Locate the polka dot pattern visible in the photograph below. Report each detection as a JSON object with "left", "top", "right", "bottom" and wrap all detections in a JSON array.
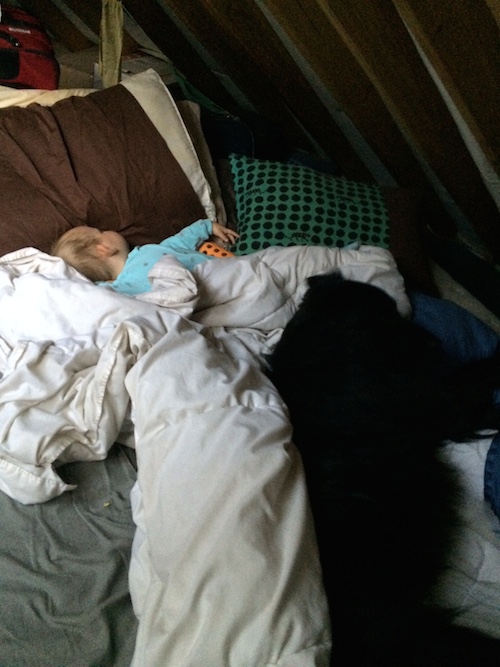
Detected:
[
  {"left": 198, "top": 241, "right": 234, "bottom": 258},
  {"left": 228, "top": 154, "right": 390, "bottom": 255}
]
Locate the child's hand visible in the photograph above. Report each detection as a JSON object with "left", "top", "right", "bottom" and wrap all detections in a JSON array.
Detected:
[{"left": 212, "top": 222, "right": 240, "bottom": 245}]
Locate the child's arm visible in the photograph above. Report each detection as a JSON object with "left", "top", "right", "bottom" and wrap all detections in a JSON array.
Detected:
[
  {"left": 160, "top": 219, "right": 213, "bottom": 252},
  {"left": 159, "top": 219, "right": 239, "bottom": 253}
]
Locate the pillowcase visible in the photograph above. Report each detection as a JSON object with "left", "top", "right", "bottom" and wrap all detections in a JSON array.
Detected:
[
  {"left": 0, "top": 69, "right": 220, "bottom": 257},
  {"left": 0, "top": 85, "right": 92, "bottom": 108},
  {"left": 229, "top": 152, "right": 389, "bottom": 251},
  {"left": 176, "top": 99, "right": 227, "bottom": 226},
  {"left": 121, "top": 70, "right": 217, "bottom": 222},
  {"left": 0, "top": 71, "right": 222, "bottom": 223},
  {"left": 228, "top": 153, "right": 436, "bottom": 294}
]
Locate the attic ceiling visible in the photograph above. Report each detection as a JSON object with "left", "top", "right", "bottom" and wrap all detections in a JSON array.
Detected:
[{"left": 6, "top": 1, "right": 500, "bottom": 278}]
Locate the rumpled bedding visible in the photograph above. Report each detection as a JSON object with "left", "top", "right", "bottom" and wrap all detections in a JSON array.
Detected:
[
  {"left": 0, "top": 444, "right": 138, "bottom": 667},
  {"left": 0, "top": 242, "right": 406, "bottom": 666},
  {"left": 0, "top": 242, "right": 409, "bottom": 505},
  {"left": 435, "top": 439, "right": 500, "bottom": 640},
  {"left": 126, "top": 313, "right": 332, "bottom": 666},
  {"left": 1, "top": 243, "right": 498, "bottom": 665}
]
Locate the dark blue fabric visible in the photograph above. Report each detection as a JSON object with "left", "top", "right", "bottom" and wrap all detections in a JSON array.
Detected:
[
  {"left": 409, "top": 291, "right": 499, "bottom": 365},
  {"left": 485, "top": 434, "right": 500, "bottom": 520},
  {"left": 409, "top": 291, "right": 500, "bottom": 520}
]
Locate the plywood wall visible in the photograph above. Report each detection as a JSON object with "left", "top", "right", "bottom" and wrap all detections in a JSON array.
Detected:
[{"left": 20, "top": 0, "right": 500, "bottom": 266}]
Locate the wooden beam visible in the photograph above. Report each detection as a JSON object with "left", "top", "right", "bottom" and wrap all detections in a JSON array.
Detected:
[
  {"left": 123, "top": 0, "right": 238, "bottom": 112},
  {"left": 18, "top": 0, "right": 93, "bottom": 51},
  {"left": 264, "top": 0, "right": 500, "bottom": 253},
  {"left": 262, "top": 0, "right": 457, "bottom": 235},
  {"left": 327, "top": 0, "right": 500, "bottom": 245},
  {"left": 151, "top": 0, "right": 370, "bottom": 177},
  {"left": 393, "top": 0, "right": 500, "bottom": 176},
  {"left": 57, "top": 0, "right": 102, "bottom": 38}
]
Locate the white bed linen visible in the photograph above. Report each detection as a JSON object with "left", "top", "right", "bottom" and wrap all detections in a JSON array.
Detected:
[
  {"left": 0, "top": 244, "right": 499, "bottom": 664},
  {"left": 0, "top": 243, "right": 408, "bottom": 505},
  {"left": 126, "top": 315, "right": 332, "bottom": 666},
  {"left": 435, "top": 439, "right": 500, "bottom": 640},
  {"left": 0, "top": 243, "right": 406, "bottom": 664}
]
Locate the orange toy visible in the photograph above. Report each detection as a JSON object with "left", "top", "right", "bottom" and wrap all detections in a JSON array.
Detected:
[{"left": 198, "top": 241, "right": 235, "bottom": 258}]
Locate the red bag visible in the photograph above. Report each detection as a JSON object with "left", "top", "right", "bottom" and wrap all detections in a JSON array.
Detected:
[{"left": 0, "top": 4, "right": 59, "bottom": 89}]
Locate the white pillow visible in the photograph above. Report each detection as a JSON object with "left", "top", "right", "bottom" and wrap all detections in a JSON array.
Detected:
[{"left": 0, "top": 85, "right": 92, "bottom": 107}]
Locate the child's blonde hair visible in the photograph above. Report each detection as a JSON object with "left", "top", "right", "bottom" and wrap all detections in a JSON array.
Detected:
[{"left": 51, "top": 227, "right": 114, "bottom": 282}]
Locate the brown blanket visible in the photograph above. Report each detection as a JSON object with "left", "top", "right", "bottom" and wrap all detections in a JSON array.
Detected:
[{"left": 0, "top": 84, "right": 205, "bottom": 257}]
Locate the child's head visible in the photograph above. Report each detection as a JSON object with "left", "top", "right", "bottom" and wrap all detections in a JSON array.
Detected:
[{"left": 52, "top": 226, "right": 129, "bottom": 282}]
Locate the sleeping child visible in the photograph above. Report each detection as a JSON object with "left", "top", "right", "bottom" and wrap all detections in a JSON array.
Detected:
[{"left": 51, "top": 219, "right": 239, "bottom": 296}]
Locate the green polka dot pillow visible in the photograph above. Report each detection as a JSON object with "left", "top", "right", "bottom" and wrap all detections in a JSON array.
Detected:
[{"left": 228, "top": 153, "right": 390, "bottom": 255}]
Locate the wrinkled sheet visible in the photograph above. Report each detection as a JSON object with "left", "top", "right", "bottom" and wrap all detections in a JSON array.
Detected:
[
  {"left": 0, "top": 243, "right": 409, "bottom": 504},
  {"left": 435, "top": 439, "right": 500, "bottom": 640},
  {"left": 0, "top": 244, "right": 499, "bottom": 665},
  {"left": 0, "top": 243, "right": 406, "bottom": 665},
  {"left": 0, "top": 243, "right": 408, "bottom": 665},
  {"left": 0, "top": 444, "right": 138, "bottom": 667}
]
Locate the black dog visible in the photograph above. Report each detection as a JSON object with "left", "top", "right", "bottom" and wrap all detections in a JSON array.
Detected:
[{"left": 266, "top": 272, "right": 500, "bottom": 667}]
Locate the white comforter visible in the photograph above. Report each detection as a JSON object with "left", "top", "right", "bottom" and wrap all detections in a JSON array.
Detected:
[
  {"left": 0, "top": 243, "right": 410, "bottom": 665},
  {"left": 0, "top": 243, "right": 409, "bottom": 505}
]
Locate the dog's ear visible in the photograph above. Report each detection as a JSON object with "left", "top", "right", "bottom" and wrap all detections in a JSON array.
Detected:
[
  {"left": 307, "top": 272, "right": 343, "bottom": 289},
  {"left": 303, "top": 272, "right": 346, "bottom": 311}
]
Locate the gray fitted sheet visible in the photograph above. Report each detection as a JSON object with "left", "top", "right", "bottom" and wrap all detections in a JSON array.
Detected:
[{"left": 0, "top": 444, "right": 138, "bottom": 667}]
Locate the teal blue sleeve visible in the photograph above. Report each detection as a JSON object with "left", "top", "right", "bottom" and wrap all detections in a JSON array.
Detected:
[{"left": 160, "top": 219, "right": 212, "bottom": 252}]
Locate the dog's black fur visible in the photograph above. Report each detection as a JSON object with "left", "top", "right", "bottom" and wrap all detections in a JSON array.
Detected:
[{"left": 266, "top": 273, "right": 500, "bottom": 667}]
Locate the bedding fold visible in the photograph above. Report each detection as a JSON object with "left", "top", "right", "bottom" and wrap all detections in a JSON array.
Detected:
[
  {"left": 0, "top": 243, "right": 408, "bottom": 505},
  {"left": 126, "top": 315, "right": 332, "bottom": 666},
  {"left": 0, "top": 243, "right": 499, "bottom": 665}
]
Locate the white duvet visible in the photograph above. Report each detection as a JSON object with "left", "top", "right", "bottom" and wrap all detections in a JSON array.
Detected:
[
  {"left": 0, "top": 244, "right": 409, "bottom": 665},
  {"left": 1, "top": 243, "right": 499, "bottom": 665},
  {"left": 0, "top": 243, "right": 409, "bottom": 505}
]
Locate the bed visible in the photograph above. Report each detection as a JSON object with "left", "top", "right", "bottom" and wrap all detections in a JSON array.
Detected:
[{"left": 0, "top": 68, "right": 499, "bottom": 667}]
